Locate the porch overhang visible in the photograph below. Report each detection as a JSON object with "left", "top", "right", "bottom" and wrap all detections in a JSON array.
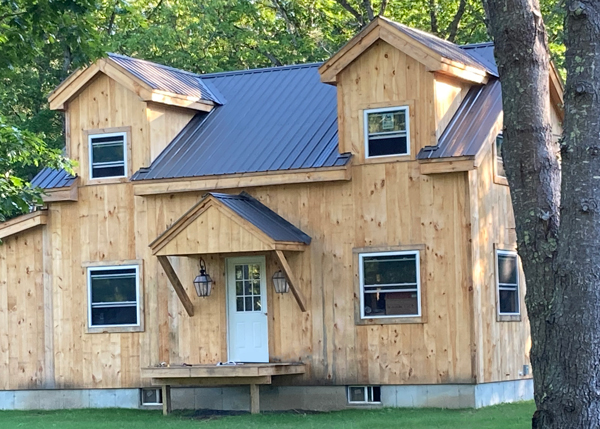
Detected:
[{"left": 149, "top": 192, "right": 311, "bottom": 315}]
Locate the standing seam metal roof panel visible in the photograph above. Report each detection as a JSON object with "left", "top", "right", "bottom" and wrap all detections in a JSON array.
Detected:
[
  {"left": 30, "top": 167, "right": 77, "bottom": 189},
  {"left": 131, "top": 63, "right": 348, "bottom": 181},
  {"left": 210, "top": 192, "right": 311, "bottom": 244}
]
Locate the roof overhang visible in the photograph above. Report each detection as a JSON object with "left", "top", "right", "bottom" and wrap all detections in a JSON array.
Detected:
[
  {"left": 319, "top": 17, "right": 489, "bottom": 85},
  {"left": 41, "top": 177, "right": 80, "bottom": 203},
  {"left": 48, "top": 58, "right": 215, "bottom": 112},
  {"left": 0, "top": 211, "right": 47, "bottom": 240}
]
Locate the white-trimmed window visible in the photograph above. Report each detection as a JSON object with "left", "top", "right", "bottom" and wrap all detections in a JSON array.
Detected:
[
  {"left": 87, "top": 265, "right": 140, "bottom": 328},
  {"left": 364, "top": 106, "right": 410, "bottom": 158},
  {"left": 359, "top": 251, "right": 421, "bottom": 319},
  {"left": 348, "top": 386, "right": 381, "bottom": 404},
  {"left": 495, "top": 133, "right": 506, "bottom": 178},
  {"left": 89, "top": 132, "right": 127, "bottom": 179},
  {"left": 140, "top": 388, "right": 162, "bottom": 406},
  {"left": 496, "top": 250, "right": 520, "bottom": 315}
]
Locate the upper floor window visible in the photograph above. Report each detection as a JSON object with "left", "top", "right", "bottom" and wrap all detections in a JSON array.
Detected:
[
  {"left": 359, "top": 250, "right": 421, "bottom": 319},
  {"left": 89, "top": 132, "right": 127, "bottom": 179},
  {"left": 88, "top": 265, "right": 140, "bottom": 328},
  {"left": 496, "top": 250, "right": 520, "bottom": 316},
  {"left": 495, "top": 133, "right": 506, "bottom": 178},
  {"left": 364, "top": 106, "right": 410, "bottom": 158}
]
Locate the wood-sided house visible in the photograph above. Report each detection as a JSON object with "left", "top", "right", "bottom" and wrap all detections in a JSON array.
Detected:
[{"left": 0, "top": 17, "right": 563, "bottom": 412}]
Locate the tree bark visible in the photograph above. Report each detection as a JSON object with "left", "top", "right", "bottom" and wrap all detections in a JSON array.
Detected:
[{"left": 483, "top": 0, "right": 600, "bottom": 427}]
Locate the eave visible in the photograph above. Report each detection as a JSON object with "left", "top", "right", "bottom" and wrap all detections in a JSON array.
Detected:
[
  {"left": 133, "top": 165, "right": 352, "bottom": 196},
  {"left": 41, "top": 177, "right": 80, "bottom": 203},
  {"left": 48, "top": 58, "right": 214, "bottom": 112},
  {"left": 0, "top": 211, "right": 47, "bottom": 240}
]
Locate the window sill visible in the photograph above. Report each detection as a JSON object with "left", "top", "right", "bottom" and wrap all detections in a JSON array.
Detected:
[
  {"left": 497, "top": 314, "right": 521, "bottom": 322},
  {"left": 494, "top": 175, "right": 509, "bottom": 186},
  {"left": 87, "top": 325, "right": 144, "bottom": 334},
  {"left": 362, "top": 154, "right": 412, "bottom": 165},
  {"left": 85, "top": 177, "right": 130, "bottom": 186},
  {"left": 356, "top": 315, "right": 425, "bottom": 325}
]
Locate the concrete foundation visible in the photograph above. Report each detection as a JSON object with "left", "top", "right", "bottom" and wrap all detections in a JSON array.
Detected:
[{"left": 0, "top": 379, "right": 533, "bottom": 411}]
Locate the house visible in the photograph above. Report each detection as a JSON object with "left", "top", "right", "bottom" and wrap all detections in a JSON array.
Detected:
[{"left": 0, "top": 17, "right": 564, "bottom": 412}]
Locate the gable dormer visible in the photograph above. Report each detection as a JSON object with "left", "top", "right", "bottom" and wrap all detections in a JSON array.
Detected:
[
  {"left": 319, "top": 17, "right": 495, "bottom": 165},
  {"left": 47, "top": 54, "right": 222, "bottom": 186}
]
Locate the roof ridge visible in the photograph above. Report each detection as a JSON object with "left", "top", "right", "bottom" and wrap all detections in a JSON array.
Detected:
[
  {"left": 107, "top": 52, "right": 203, "bottom": 78},
  {"left": 200, "top": 62, "right": 323, "bottom": 79}
]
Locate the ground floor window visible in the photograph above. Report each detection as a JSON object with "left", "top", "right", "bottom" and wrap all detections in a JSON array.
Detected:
[
  {"left": 359, "top": 251, "right": 421, "bottom": 319},
  {"left": 141, "top": 388, "right": 162, "bottom": 406},
  {"left": 496, "top": 250, "right": 520, "bottom": 316},
  {"left": 87, "top": 265, "right": 140, "bottom": 328},
  {"left": 347, "top": 386, "right": 381, "bottom": 404}
]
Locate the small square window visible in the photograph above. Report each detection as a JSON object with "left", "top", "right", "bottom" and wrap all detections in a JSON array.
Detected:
[
  {"left": 495, "top": 134, "right": 506, "bottom": 178},
  {"left": 364, "top": 106, "right": 410, "bottom": 158},
  {"left": 88, "top": 265, "right": 140, "bottom": 328},
  {"left": 89, "top": 132, "right": 127, "bottom": 179},
  {"left": 496, "top": 250, "right": 520, "bottom": 316},
  {"left": 359, "top": 251, "right": 421, "bottom": 319},
  {"left": 347, "top": 386, "right": 381, "bottom": 404},
  {"left": 141, "top": 388, "right": 162, "bottom": 406}
]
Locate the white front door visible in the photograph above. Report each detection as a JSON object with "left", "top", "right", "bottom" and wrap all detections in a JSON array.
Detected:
[{"left": 226, "top": 256, "right": 269, "bottom": 363}]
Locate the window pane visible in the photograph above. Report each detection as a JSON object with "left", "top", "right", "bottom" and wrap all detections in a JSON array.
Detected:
[
  {"left": 499, "top": 289, "right": 519, "bottom": 314},
  {"left": 363, "top": 254, "right": 417, "bottom": 285},
  {"left": 363, "top": 291, "right": 419, "bottom": 317},
  {"left": 498, "top": 254, "right": 518, "bottom": 285},
  {"left": 496, "top": 135, "right": 506, "bottom": 177},
  {"left": 236, "top": 297, "right": 244, "bottom": 312},
  {"left": 92, "top": 165, "right": 125, "bottom": 178},
  {"left": 253, "top": 296, "right": 261, "bottom": 311},
  {"left": 252, "top": 280, "right": 261, "bottom": 295},
  {"left": 250, "top": 264, "right": 260, "bottom": 279},
  {"left": 92, "top": 141, "right": 124, "bottom": 164},
  {"left": 244, "top": 280, "right": 252, "bottom": 295},
  {"left": 368, "top": 135, "right": 408, "bottom": 157},
  {"left": 236, "top": 281, "right": 243, "bottom": 296},
  {"left": 91, "top": 305, "right": 137, "bottom": 326},
  {"left": 349, "top": 387, "right": 365, "bottom": 402},
  {"left": 90, "top": 270, "right": 136, "bottom": 303},
  {"left": 368, "top": 110, "right": 406, "bottom": 134}
]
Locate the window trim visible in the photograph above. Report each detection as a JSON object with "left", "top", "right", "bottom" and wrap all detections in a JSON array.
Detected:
[
  {"left": 363, "top": 106, "right": 410, "bottom": 159},
  {"left": 347, "top": 386, "right": 382, "bottom": 405},
  {"left": 358, "top": 250, "right": 421, "bottom": 320},
  {"left": 86, "top": 264, "right": 142, "bottom": 332},
  {"left": 495, "top": 249, "right": 521, "bottom": 319},
  {"left": 88, "top": 131, "right": 128, "bottom": 180}
]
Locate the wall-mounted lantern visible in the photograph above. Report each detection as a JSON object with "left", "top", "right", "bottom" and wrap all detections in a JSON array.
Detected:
[
  {"left": 272, "top": 270, "right": 289, "bottom": 294},
  {"left": 193, "top": 258, "right": 213, "bottom": 297}
]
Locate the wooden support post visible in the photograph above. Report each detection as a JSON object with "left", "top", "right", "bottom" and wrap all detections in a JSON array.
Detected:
[
  {"left": 162, "top": 385, "right": 172, "bottom": 416},
  {"left": 250, "top": 384, "right": 260, "bottom": 414},
  {"left": 157, "top": 255, "right": 195, "bottom": 316},
  {"left": 274, "top": 250, "right": 307, "bottom": 312}
]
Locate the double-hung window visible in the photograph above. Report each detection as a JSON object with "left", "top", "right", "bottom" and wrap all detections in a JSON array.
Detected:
[
  {"left": 496, "top": 250, "right": 520, "bottom": 316},
  {"left": 89, "top": 132, "right": 127, "bottom": 179},
  {"left": 88, "top": 265, "right": 140, "bottom": 328},
  {"left": 364, "top": 106, "right": 410, "bottom": 158},
  {"left": 359, "top": 251, "right": 421, "bottom": 319}
]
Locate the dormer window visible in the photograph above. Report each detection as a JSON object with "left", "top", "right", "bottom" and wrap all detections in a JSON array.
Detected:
[
  {"left": 364, "top": 106, "right": 410, "bottom": 158},
  {"left": 89, "top": 132, "right": 127, "bottom": 179}
]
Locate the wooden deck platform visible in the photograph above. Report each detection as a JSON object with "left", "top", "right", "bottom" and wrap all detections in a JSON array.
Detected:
[{"left": 141, "top": 363, "right": 306, "bottom": 414}]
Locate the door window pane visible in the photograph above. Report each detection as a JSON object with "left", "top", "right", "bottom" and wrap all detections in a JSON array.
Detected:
[{"left": 233, "top": 263, "right": 263, "bottom": 312}]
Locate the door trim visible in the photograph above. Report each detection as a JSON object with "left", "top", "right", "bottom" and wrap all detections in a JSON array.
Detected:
[{"left": 225, "top": 255, "right": 268, "bottom": 362}]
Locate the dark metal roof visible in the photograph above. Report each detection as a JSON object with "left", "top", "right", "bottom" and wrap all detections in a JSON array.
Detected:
[
  {"left": 211, "top": 192, "right": 311, "bottom": 244},
  {"left": 132, "top": 63, "right": 349, "bottom": 181},
  {"left": 30, "top": 167, "right": 76, "bottom": 189},
  {"left": 417, "top": 79, "right": 503, "bottom": 160},
  {"left": 460, "top": 42, "right": 498, "bottom": 75},
  {"left": 107, "top": 53, "right": 221, "bottom": 104},
  {"left": 383, "top": 18, "right": 498, "bottom": 77}
]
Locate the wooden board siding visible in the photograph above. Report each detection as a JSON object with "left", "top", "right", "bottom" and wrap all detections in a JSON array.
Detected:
[
  {"left": 434, "top": 74, "right": 470, "bottom": 140},
  {"left": 0, "top": 228, "right": 47, "bottom": 389},
  {"left": 469, "top": 148, "right": 531, "bottom": 383},
  {"left": 337, "top": 40, "right": 437, "bottom": 162}
]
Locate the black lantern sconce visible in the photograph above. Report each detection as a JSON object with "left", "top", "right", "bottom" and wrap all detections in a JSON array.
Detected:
[
  {"left": 272, "top": 270, "right": 290, "bottom": 294},
  {"left": 193, "top": 258, "right": 213, "bottom": 297}
]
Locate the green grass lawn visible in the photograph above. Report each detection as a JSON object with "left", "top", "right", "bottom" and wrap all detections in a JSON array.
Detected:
[{"left": 0, "top": 402, "right": 534, "bottom": 428}]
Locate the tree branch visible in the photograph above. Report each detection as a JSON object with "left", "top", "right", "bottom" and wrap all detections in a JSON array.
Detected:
[
  {"left": 335, "top": 0, "right": 364, "bottom": 27},
  {"left": 428, "top": 0, "right": 439, "bottom": 34},
  {"left": 362, "top": 0, "right": 374, "bottom": 21},
  {"left": 379, "top": 0, "right": 389, "bottom": 16},
  {"left": 445, "top": 0, "right": 467, "bottom": 42}
]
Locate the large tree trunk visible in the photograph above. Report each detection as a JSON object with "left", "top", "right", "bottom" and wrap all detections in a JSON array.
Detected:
[{"left": 483, "top": 0, "right": 600, "bottom": 427}]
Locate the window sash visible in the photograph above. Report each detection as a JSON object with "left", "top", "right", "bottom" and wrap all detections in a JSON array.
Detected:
[
  {"left": 88, "top": 265, "right": 140, "bottom": 327},
  {"left": 89, "top": 132, "right": 127, "bottom": 179},
  {"left": 496, "top": 250, "right": 520, "bottom": 315},
  {"left": 364, "top": 106, "right": 410, "bottom": 158},
  {"left": 359, "top": 250, "right": 421, "bottom": 319}
]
